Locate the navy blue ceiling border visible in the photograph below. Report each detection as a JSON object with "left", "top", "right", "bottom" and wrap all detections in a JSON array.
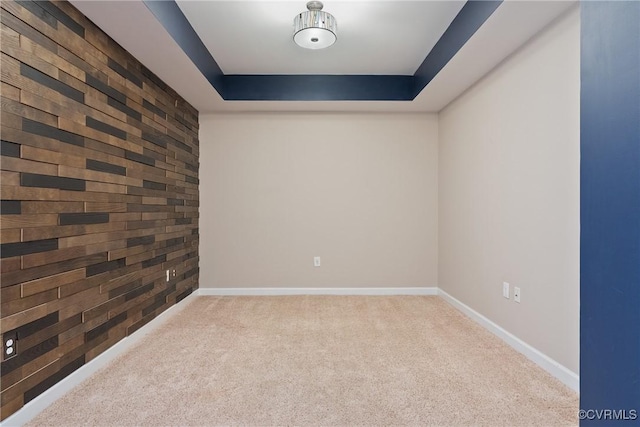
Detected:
[
  {"left": 413, "top": 0, "right": 501, "bottom": 95},
  {"left": 223, "top": 75, "right": 415, "bottom": 101},
  {"left": 143, "top": 0, "right": 502, "bottom": 101},
  {"left": 143, "top": 0, "right": 225, "bottom": 89}
]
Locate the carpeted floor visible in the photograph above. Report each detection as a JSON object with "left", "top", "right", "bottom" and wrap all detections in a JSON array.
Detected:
[{"left": 28, "top": 296, "right": 578, "bottom": 426}]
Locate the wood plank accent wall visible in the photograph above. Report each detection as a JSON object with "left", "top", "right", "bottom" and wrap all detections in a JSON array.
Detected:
[{"left": 0, "top": 0, "right": 200, "bottom": 419}]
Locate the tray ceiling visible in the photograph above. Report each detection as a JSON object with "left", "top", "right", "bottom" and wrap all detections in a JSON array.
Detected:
[
  {"left": 69, "top": 0, "right": 577, "bottom": 113},
  {"left": 177, "top": 1, "right": 465, "bottom": 76}
]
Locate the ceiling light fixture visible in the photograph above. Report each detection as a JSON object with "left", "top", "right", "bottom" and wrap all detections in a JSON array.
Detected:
[{"left": 293, "top": 1, "right": 337, "bottom": 50}]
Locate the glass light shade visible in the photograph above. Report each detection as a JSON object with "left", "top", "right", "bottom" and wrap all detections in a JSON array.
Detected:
[{"left": 293, "top": 7, "right": 337, "bottom": 50}]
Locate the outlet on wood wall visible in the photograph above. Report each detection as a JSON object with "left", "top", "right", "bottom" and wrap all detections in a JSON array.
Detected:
[{"left": 0, "top": 0, "right": 200, "bottom": 420}]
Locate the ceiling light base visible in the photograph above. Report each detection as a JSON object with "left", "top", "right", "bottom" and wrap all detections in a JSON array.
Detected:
[{"left": 293, "top": 1, "right": 337, "bottom": 50}]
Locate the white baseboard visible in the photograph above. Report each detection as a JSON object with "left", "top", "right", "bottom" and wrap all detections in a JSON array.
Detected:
[
  {"left": 0, "top": 293, "right": 198, "bottom": 427},
  {"left": 197, "top": 287, "right": 439, "bottom": 296},
  {"left": 437, "top": 289, "right": 579, "bottom": 392}
]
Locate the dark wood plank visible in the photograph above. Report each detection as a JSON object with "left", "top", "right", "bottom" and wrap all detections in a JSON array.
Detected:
[
  {"left": 0, "top": 238, "right": 58, "bottom": 259},
  {"left": 85, "top": 116, "right": 126, "bottom": 140},
  {"left": 20, "top": 172, "right": 85, "bottom": 191},
  {"left": 59, "top": 212, "right": 109, "bottom": 226},
  {"left": 1, "top": 140, "right": 20, "bottom": 157},
  {"left": 22, "top": 118, "right": 84, "bottom": 147},
  {"left": 0, "top": 200, "right": 20, "bottom": 214},
  {"left": 20, "top": 63, "right": 83, "bottom": 103}
]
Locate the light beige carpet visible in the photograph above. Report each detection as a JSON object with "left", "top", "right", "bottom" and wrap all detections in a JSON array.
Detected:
[{"left": 28, "top": 296, "right": 577, "bottom": 426}]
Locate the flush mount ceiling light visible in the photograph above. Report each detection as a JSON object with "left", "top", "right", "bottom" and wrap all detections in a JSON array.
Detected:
[{"left": 293, "top": 1, "right": 337, "bottom": 50}]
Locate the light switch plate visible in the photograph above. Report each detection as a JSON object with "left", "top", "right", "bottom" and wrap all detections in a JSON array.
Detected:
[{"left": 503, "top": 282, "right": 510, "bottom": 299}]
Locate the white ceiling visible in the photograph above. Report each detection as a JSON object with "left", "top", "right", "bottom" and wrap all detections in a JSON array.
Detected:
[
  {"left": 69, "top": 0, "right": 577, "bottom": 113},
  {"left": 176, "top": 1, "right": 465, "bottom": 75}
]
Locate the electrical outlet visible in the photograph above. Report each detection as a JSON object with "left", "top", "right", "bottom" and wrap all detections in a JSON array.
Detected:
[
  {"left": 503, "top": 282, "right": 510, "bottom": 299},
  {"left": 313, "top": 256, "right": 321, "bottom": 267},
  {"left": 4, "top": 332, "right": 17, "bottom": 360},
  {"left": 514, "top": 287, "right": 521, "bottom": 303},
  {"left": 172, "top": 269, "right": 176, "bottom": 277}
]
